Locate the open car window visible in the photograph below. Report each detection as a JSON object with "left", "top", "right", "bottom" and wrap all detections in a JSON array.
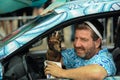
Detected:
[{"left": 30, "top": 16, "right": 120, "bottom": 51}]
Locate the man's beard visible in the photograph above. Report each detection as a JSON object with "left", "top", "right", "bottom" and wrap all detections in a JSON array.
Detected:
[
  {"left": 80, "top": 52, "right": 91, "bottom": 59},
  {"left": 75, "top": 47, "right": 94, "bottom": 59}
]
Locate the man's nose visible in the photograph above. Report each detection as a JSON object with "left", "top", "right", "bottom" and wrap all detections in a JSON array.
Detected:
[{"left": 75, "top": 40, "right": 82, "bottom": 47}]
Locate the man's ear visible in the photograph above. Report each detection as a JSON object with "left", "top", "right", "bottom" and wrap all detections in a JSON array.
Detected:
[{"left": 95, "top": 38, "right": 101, "bottom": 48}]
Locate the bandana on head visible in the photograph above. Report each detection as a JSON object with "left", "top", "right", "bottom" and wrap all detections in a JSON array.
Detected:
[{"left": 85, "top": 21, "right": 103, "bottom": 39}]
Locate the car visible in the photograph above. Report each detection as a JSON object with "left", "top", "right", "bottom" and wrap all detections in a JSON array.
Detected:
[{"left": 0, "top": 0, "right": 120, "bottom": 80}]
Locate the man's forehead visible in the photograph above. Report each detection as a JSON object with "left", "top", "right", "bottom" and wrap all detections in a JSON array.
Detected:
[{"left": 75, "top": 29, "right": 92, "bottom": 37}]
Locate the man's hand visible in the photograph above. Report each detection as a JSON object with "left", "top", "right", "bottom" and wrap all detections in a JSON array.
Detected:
[{"left": 45, "top": 61, "right": 65, "bottom": 78}]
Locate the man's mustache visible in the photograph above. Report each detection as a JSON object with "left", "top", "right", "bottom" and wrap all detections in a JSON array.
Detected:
[{"left": 75, "top": 47, "right": 85, "bottom": 51}]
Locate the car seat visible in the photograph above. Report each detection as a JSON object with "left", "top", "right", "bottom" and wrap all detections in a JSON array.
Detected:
[{"left": 111, "top": 47, "right": 120, "bottom": 75}]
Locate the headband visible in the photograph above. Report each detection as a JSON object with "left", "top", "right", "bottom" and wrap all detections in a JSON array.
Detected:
[{"left": 85, "top": 21, "right": 102, "bottom": 39}]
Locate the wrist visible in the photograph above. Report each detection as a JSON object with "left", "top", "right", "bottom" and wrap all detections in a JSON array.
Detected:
[{"left": 60, "top": 69, "right": 67, "bottom": 78}]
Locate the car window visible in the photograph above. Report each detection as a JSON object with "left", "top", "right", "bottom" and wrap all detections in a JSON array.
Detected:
[{"left": 30, "top": 16, "right": 120, "bottom": 52}]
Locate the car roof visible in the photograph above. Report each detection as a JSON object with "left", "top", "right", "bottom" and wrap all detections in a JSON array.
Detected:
[{"left": 0, "top": 0, "right": 120, "bottom": 61}]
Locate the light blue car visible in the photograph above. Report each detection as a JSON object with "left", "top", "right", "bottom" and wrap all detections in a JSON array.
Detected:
[{"left": 0, "top": 0, "right": 120, "bottom": 80}]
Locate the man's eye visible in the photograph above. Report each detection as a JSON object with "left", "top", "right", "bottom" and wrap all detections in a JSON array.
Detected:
[{"left": 81, "top": 38, "right": 88, "bottom": 42}]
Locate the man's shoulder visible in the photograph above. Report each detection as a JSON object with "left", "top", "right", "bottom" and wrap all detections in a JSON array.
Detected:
[
  {"left": 99, "top": 48, "right": 111, "bottom": 55},
  {"left": 94, "top": 48, "right": 113, "bottom": 59}
]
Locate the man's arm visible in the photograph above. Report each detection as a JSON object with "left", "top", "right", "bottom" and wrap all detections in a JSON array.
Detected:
[
  {"left": 45, "top": 62, "right": 107, "bottom": 80},
  {"left": 62, "top": 64, "right": 107, "bottom": 80}
]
